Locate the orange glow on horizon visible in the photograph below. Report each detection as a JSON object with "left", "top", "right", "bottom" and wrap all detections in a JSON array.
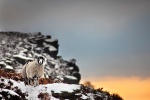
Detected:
[{"left": 81, "top": 77, "right": 150, "bottom": 100}]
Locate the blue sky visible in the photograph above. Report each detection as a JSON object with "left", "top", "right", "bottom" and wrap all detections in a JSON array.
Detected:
[{"left": 0, "top": 0, "right": 150, "bottom": 79}]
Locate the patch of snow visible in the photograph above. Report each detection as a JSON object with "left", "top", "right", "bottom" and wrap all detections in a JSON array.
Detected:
[
  {"left": 50, "top": 60, "right": 56, "bottom": 65},
  {"left": 0, "top": 61, "right": 6, "bottom": 65},
  {"left": 26, "top": 86, "right": 39, "bottom": 100},
  {"left": 56, "top": 76, "right": 64, "bottom": 80},
  {"left": 69, "top": 67, "right": 74, "bottom": 70},
  {"left": 49, "top": 45, "right": 57, "bottom": 51},
  {"left": 44, "top": 39, "right": 57, "bottom": 43},
  {"left": 5, "top": 60, "right": 12, "bottom": 63},
  {"left": 1, "top": 78, "right": 81, "bottom": 99},
  {"left": 0, "top": 78, "right": 7, "bottom": 84},
  {"left": 87, "top": 93, "right": 95, "bottom": 100},
  {"left": 65, "top": 75, "right": 77, "bottom": 80},
  {"left": 0, "top": 62, "right": 13, "bottom": 69},
  {"left": 5, "top": 53, "right": 11, "bottom": 56},
  {"left": 1, "top": 40, "right": 6, "bottom": 44},
  {"left": 50, "top": 96, "right": 59, "bottom": 100},
  {"left": 26, "top": 83, "right": 80, "bottom": 99},
  {"left": 6, "top": 65, "right": 13, "bottom": 69},
  {"left": 45, "top": 83, "right": 81, "bottom": 93},
  {"left": 81, "top": 94, "right": 88, "bottom": 99},
  {"left": 35, "top": 47, "right": 41, "bottom": 50},
  {"left": 55, "top": 63, "right": 60, "bottom": 69},
  {"left": 28, "top": 54, "right": 32, "bottom": 57},
  {"left": 43, "top": 43, "right": 57, "bottom": 51},
  {"left": 13, "top": 54, "right": 32, "bottom": 60},
  {"left": 2, "top": 89, "right": 19, "bottom": 96},
  {"left": 21, "top": 48, "right": 28, "bottom": 53},
  {"left": 33, "top": 53, "right": 43, "bottom": 58}
]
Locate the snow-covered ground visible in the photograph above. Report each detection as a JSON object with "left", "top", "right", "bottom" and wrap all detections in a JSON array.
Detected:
[
  {"left": 0, "top": 77, "right": 81, "bottom": 100},
  {"left": 0, "top": 77, "right": 119, "bottom": 100}
]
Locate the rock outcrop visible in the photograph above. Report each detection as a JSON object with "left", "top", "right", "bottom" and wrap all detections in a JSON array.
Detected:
[
  {"left": 0, "top": 32, "right": 123, "bottom": 100},
  {"left": 0, "top": 32, "right": 81, "bottom": 84}
]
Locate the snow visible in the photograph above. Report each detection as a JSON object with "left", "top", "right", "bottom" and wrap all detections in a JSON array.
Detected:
[
  {"left": 0, "top": 62, "right": 13, "bottom": 69},
  {"left": 65, "top": 75, "right": 77, "bottom": 80},
  {"left": 43, "top": 43, "right": 57, "bottom": 51},
  {"left": 49, "top": 45, "right": 57, "bottom": 51},
  {"left": 35, "top": 47, "right": 41, "bottom": 50},
  {"left": 44, "top": 39, "right": 57, "bottom": 42},
  {"left": 20, "top": 48, "right": 28, "bottom": 53},
  {"left": 5, "top": 53, "right": 11, "bottom": 56},
  {"left": 87, "top": 93, "right": 95, "bottom": 100},
  {"left": 6, "top": 65, "right": 13, "bottom": 69},
  {"left": 69, "top": 67, "right": 74, "bottom": 70},
  {"left": 26, "top": 86, "right": 39, "bottom": 100},
  {"left": 0, "top": 78, "right": 81, "bottom": 99},
  {"left": 11, "top": 80, "right": 26, "bottom": 92},
  {"left": 55, "top": 63, "right": 60, "bottom": 69},
  {"left": 0, "top": 61, "right": 6, "bottom": 65},
  {"left": 56, "top": 76, "right": 64, "bottom": 80},
  {"left": 2, "top": 89, "right": 19, "bottom": 96},
  {"left": 51, "top": 96, "right": 60, "bottom": 100},
  {"left": 24, "top": 83, "right": 80, "bottom": 99},
  {"left": 45, "top": 83, "right": 80, "bottom": 93},
  {"left": 13, "top": 54, "right": 33, "bottom": 60},
  {"left": 33, "top": 84, "right": 79, "bottom": 98},
  {"left": 81, "top": 94, "right": 88, "bottom": 99},
  {"left": 5, "top": 60, "right": 12, "bottom": 63}
]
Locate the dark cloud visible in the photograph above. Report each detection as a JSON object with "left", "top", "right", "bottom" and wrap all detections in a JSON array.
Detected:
[{"left": 0, "top": 0, "right": 150, "bottom": 31}]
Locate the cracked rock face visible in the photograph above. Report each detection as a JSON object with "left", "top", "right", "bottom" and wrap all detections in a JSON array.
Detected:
[{"left": 0, "top": 32, "right": 81, "bottom": 84}]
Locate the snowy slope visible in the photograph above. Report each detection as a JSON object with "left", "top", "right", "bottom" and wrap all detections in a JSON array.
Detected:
[
  {"left": 0, "top": 69, "right": 123, "bottom": 100},
  {"left": 0, "top": 76, "right": 122, "bottom": 100},
  {"left": 0, "top": 77, "right": 80, "bottom": 100}
]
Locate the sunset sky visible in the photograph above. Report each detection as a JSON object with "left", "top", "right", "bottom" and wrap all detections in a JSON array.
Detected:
[{"left": 0, "top": 0, "right": 150, "bottom": 99}]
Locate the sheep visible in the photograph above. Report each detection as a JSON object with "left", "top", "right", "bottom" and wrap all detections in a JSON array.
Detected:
[
  {"left": 21, "top": 59, "right": 33, "bottom": 84},
  {"left": 21, "top": 57, "right": 45, "bottom": 86}
]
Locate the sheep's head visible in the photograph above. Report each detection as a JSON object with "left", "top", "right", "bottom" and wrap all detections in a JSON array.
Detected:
[{"left": 37, "top": 56, "right": 45, "bottom": 65}]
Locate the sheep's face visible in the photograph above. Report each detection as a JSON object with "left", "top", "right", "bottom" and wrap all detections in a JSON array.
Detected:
[{"left": 37, "top": 57, "right": 45, "bottom": 65}]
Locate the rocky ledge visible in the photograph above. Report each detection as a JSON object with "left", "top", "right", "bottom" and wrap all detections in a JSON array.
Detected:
[{"left": 0, "top": 32, "right": 80, "bottom": 84}]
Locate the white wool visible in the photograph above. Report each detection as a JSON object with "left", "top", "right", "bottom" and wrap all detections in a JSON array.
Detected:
[
  {"left": 26, "top": 60, "right": 44, "bottom": 78},
  {"left": 21, "top": 64, "right": 27, "bottom": 79}
]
